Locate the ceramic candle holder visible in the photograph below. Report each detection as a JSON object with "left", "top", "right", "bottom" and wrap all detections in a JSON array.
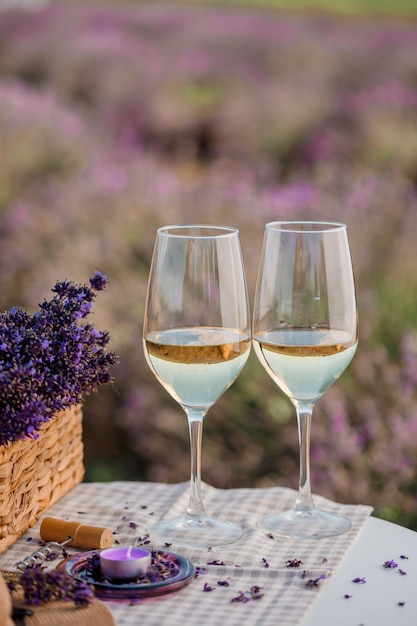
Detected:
[{"left": 100, "top": 547, "right": 152, "bottom": 580}]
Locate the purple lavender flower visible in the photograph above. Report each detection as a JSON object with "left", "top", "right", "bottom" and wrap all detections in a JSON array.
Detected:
[
  {"left": 90, "top": 271, "right": 107, "bottom": 291},
  {"left": 286, "top": 558, "right": 303, "bottom": 568},
  {"left": 306, "top": 575, "right": 327, "bottom": 588},
  {"left": 195, "top": 567, "right": 206, "bottom": 577},
  {"left": 0, "top": 274, "right": 117, "bottom": 445},
  {"left": 231, "top": 590, "right": 250, "bottom": 603},
  {"left": 18, "top": 563, "right": 93, "bottom": 606},
  {"left": 250, "top": 585, "right": 264, "bottom": 600}
]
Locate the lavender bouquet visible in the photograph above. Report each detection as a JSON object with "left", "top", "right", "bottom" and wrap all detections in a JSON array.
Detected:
[{"left": 0, "top": 272, "right": 117, "bottom": 446}]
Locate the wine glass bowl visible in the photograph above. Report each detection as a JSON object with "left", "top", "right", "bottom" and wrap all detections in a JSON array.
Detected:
[
  {"left": 143, "top": 225, "right": 251, "bottom": 547},
  {"left": 253, "top": 221, "right": 358, "bottom": 539}
]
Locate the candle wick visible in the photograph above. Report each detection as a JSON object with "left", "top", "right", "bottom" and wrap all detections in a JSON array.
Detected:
[{"left": 127, "top": 546, "right": 133, "bottom": 559}]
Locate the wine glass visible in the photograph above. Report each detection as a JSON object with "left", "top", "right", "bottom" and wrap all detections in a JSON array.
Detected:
[
  {"left": 143, "top": 225, "right": 251, "bottom": 547},
  {"left": 253, "top": 221, "right": 358, "bottom": 539}
]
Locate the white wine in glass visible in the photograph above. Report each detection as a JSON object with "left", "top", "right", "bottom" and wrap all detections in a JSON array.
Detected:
[
  {"left": 143, "top": 225, "right": 251, "bottom": 548},
  {"left": 253, "top": 221, "right": 358, "bottom": 539}
]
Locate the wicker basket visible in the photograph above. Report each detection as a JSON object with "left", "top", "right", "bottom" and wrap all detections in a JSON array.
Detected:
[{"left": 0, "top": 405, "right": 84, "bottom": 554}]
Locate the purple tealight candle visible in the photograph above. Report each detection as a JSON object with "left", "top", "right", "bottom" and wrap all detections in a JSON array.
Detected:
[{"left": 100, "top": 546, "right": 152, "bottom": 580}]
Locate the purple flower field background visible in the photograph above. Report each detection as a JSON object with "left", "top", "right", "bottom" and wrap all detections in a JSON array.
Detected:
[{"left": 1, "top": 3, "right": 417, "bottom": 528}]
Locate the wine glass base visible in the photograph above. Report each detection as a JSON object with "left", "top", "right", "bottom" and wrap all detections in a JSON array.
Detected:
[
  {"left": 258, "top": 507, "right": 351, "bottom": 540},
  {"left": 148, "top": 515, "right": 245, "bottom": 549}
]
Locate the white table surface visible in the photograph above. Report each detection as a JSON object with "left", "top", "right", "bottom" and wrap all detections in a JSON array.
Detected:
[
  {"left": 303, "top": 516, "right": 417, "bottom": 626},
  {"left": 1, "top": 482, "right": 415, "bottom": 626}
]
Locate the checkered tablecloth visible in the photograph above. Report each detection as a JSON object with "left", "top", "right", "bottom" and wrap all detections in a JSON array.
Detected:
[{"left": 0, "top": 481, "right": 372, "bottom": 626}]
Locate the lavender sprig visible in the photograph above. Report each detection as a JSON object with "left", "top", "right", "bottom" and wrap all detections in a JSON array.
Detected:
[
  {"left": 0, "top": 272, "right": 117, "bottom": 445},
  {"left": 15, "top": 563, "right": 93, "bottom": 606},
  {"left": 306, "top": 574, "right": 327, "bottom": 588}
]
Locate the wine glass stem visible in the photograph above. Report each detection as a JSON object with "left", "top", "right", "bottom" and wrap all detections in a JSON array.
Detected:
[
  {"left": 186, "top": 410, "right": 207, "bottom": 518},
  {"left": 295, "top": 402, "right": 315, "bottom": 512}
]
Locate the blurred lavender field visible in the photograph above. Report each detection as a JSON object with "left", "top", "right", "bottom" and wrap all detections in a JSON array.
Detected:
[{"left": 1, "top": 3, "right": 417, "bottom": 528}]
